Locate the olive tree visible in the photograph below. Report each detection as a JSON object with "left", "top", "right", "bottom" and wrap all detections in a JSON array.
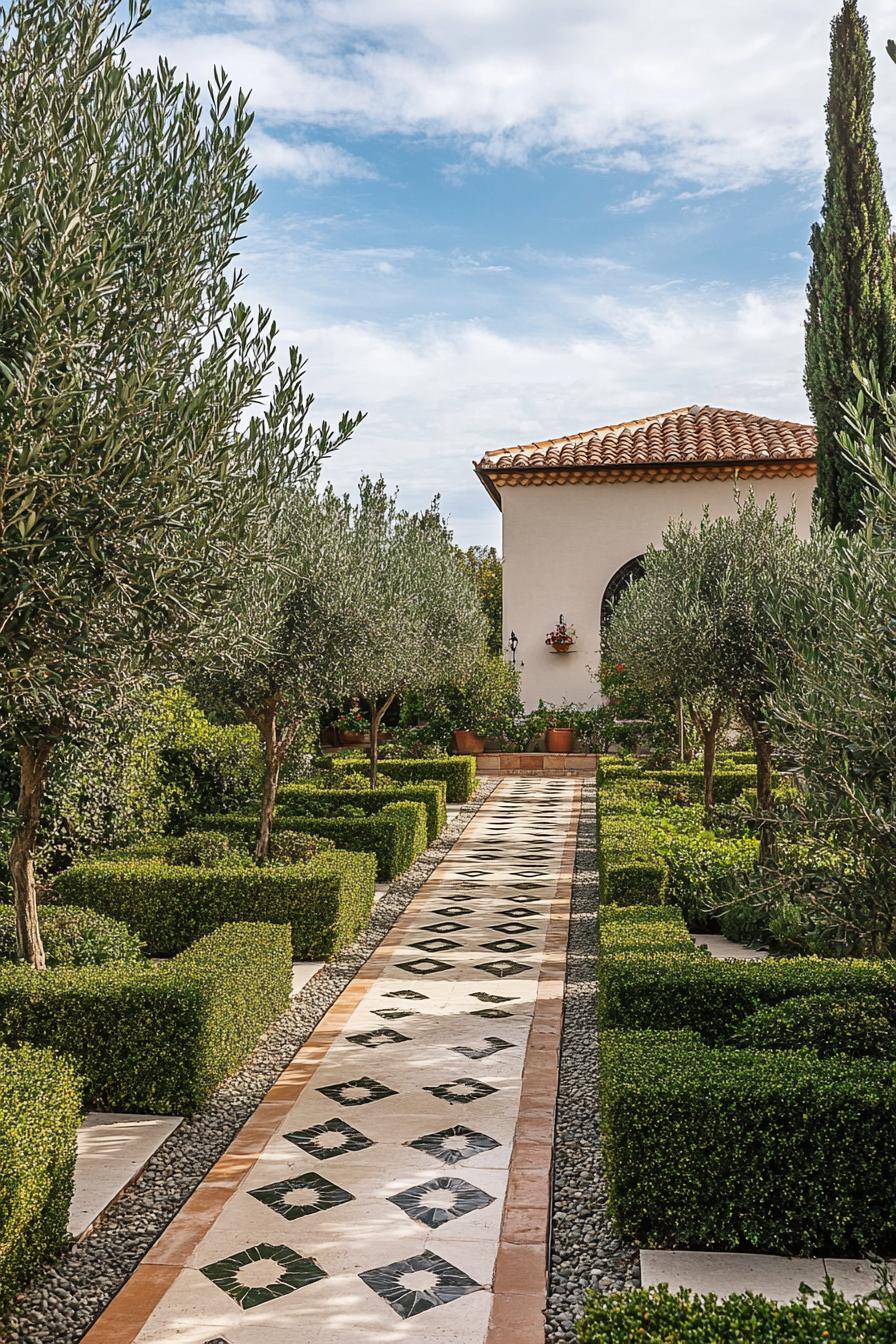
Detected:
[
  {"left": 349, "top": 480, "right": 487, "bottom": 787},
  {"left": 604, "top": 526, "right": 733, "bottom": 811},
  {"left": 194, "top": 484, "right": 364, "bottom": 862},
  {"left": 0, "top": 0, "right": 350, "bottom": 964}
]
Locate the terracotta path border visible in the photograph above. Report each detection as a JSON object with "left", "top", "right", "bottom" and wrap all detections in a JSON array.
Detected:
[{"left": 81, "top": 779, "right": 581, "bottom": 1344}]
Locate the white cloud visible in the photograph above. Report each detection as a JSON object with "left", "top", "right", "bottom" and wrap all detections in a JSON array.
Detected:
[
  {"left": 609, "top": 189, "right": 663, "bottom": 214},
  {"left": 130, "top": 1, "right": 896, "bottom": 191},
  {"left": 249, "top": 129, "right": 376, "bottom": 183},
  {"left": 262, "top": 283, "right": 809, "bottom": 546}
]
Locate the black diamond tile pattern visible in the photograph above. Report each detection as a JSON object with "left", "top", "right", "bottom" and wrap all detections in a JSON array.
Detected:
[
  {"left": 470, "top": 991, "right": 516, "bottom": 1003},
  {"left": 475, "top": 959, "right": 530, "bottom": 978},
  {"left": 396, "top": 957, "right": 452, "bottom": 976},
  {"left": 481, "top": 938, "right": 533, "bottom": 954},
  {"left": 317, "top": 1076, "right": 397, "bottom": 1107},
  {"left": 453, "top": 1036, "right": 514, "bottom": 1060},
  {"left": 410, "top": 938, "right": 462, "bottom": 953},
  {"left": 388, "top": 1175, "right": 494, "bottom": 1228},
  {"left": 406, "top": 1125, "right": 500, "bottom": 1165},
  {"left": 346, "top": 1028, "right": 410, "bottom": 1049},
  {"left": 421, "top": 921, "right": 467, "bottom": 933},
  {"left": 285, "top": 1117, "right": 373, "bottom": 1159},
  {"left": 248, "top": 1171, "right": 353, "bottom": 1221},
  {"left": 470, "top": 1007, "right": 513, "bottom": 1019},
  {"left": 359, "top": 1249, "right": 482, "bottom": 1318},
  {"left": 201, "top": 1242, "right": 326, "bottom": 1310},
  {"left": 424, "top": 1077, "right": 498, "bottom": 1104},
  {"left": 434, "top": 905, "right": 471, "bottom": 917},
  {"left": 492, "top": 921, "right": 536, "bottom": 934},
  {"left": 371, "top": 1008, "right": 415, "bottom": 1020},
  {"left": 385, "top": 989, "right": 428, "bottom": 1000}
]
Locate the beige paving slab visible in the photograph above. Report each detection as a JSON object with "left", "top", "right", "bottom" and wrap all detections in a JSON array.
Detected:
[
  {"left": 70, "top": 1113, "right": 183, "bottom": 1239},
  {"left": 640, "top": 1249, "right": 896, "bottom": 1304}
]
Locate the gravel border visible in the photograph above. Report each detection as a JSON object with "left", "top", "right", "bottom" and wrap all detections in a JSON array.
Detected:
[
  {"left": 546, "top": 779, "right": 639, "bottom": 1343},
  {"left": 7, "top": 779, "right": 498, "bottom": 1344}
]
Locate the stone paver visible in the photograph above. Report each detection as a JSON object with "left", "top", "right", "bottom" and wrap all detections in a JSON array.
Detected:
[
  {"left": 81, "top": 778, "right": 579, "bottom": 1344},
  {"left": 70, "top": 1115, "right": 183, "bottom": 1241},
  {"left": 641, "top": 1249, "right": 896, "bottom": 1304}
]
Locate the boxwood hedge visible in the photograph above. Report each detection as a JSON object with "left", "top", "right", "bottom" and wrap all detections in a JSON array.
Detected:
[
  {"left": 600, "top": 1027, "right": 896, "bottom": 1254},
  {"left": 193, "top": 799, "right": 427, "bottom": 880},
  {"left": 55, "top": 848, "right": 375, "bottom": 959},
  {"left": 329, "top": 755, "right": 477, "bottom": 803},
  {"left": 0, "top": 923, "right": 290, "bottom": 1113},
  {"left": 0, "top": 1044, "right": 81, "bottom": 1308},
  {"left": 577, "top": 1285, "right": 896, "bottom": 1342},
  {"left": 279, "top": 781, "right": 447, "bottom": 843}
]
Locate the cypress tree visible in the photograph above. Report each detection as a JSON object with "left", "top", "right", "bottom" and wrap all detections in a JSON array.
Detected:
[{"left": 805, "top": 0, "right": 896, "bottom": 530}]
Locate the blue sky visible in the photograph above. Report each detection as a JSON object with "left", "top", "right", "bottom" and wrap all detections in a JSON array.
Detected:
[{"left": 131, "top": 0, "right": 896, "bottom": 548}]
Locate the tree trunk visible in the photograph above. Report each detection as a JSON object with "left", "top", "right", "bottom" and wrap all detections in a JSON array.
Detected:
[
  {"left": 702, "top": 706, "right": 721, "bottom": 814},
  {"left": 9, "top": 742, "right": 51, "bottom": 969},
  {"left": 753, "top": 725, "right": 775, "bottom": 865},
  {"left": 254, "top": 705, "right": 301, "bottom": 863},
  {"left": 368, "top": 695, "right": 396, "bottom": 790}
]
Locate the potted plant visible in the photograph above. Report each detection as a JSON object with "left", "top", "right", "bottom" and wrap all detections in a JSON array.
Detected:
[
  {"left": 545, "top": 616, "right": 576, "bottom": 654},
  {"left": 334, "top": 702, "right": 370, "bottom": 747},
  {"left": 452, "top": 727, "right": 487, "bottom": 755},
  {"left": 545, "top": 713, "right": 574, "bottom": 753},
  {"left": 448, "top": 656, "right": 524, "bottom": 754}
]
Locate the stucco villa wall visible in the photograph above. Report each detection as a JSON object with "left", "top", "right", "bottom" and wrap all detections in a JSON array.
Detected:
[{"left": 499, "top": 472, "right": 816, "bottom": 710}]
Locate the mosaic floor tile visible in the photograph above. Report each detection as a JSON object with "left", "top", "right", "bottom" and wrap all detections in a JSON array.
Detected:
[
  {"left": 388, "top": 1175, "right": 494, "bottom": 1228},
  {"left": 481, "top": 938, "right": 534, "bottom": 954},
  {"left": 491, "top": 921, "right": 537, "bottom": 934},
  {"left": 470, "top": 991, "right": 516, "bottom": 1003},
  {"left": 421, "top": 921, "right": 468, "bottom": 933},
  {"left": 406, "top": 1125, "right": 501, "bottom": 1165},
  {"left": 424, "top": 1077, "right": 498, "bottom": 1104},
  {"left": 316, "top": 1076, "right": 397, "bottom": 1107},
  {"left": 248, "top": 1171, "right": 353, "bottom": 1221},
  {"left": 469, "top": 1007, "right": 513, "bottom": 1019},
  {"left": 453, "top": 1037, "right": 514, "bottom": 1060},
  {"left": 345, "top": 1028, "right": 410, "bottom": 1049},
  {"left": 200, "top": 1242, "right": 326, "bottom": 1310},
  {"left": 359, "top": 1249, "right": 483, "bottom": 1319},
  {"left": 475, "top": 959, "right": 531, "bottom": 978},
  {"left": 371, "top": 1007, "right": 416, "bottom": 1020},
  {"left": 395, "top": 957, "right": 453, "bottom": 975},
  {"left": 384, "top": 988, "right": 428, "bottom": 1000},
  {"left": 410, "top": 937, "right": 463, "bottom": 953},
  {"left": 285, "top": 1117, "right": 373, "bottom": 1159}
]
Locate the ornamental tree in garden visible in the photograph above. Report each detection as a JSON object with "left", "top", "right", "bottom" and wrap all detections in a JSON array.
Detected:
[
  {"left": 604, "top": 528, "right": 733, "bottom": 812},
  {"left": 805, "top": 0, "right": 896, "bottom": 530},
  {"left": 350, "top": 480, "right": 487, "bottom": 788},
  {"left": 193, "top": 484, "right": 364, "bottom": 862},
  {"left": 0, "top": 1, "right": 351, "bottom": 965},
  {"left": 463, "top": 546, "right": 503, "bottom": 656}
]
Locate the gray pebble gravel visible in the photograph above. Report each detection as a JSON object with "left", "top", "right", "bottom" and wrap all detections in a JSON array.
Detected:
[
  {"left": 545, "top": 779, "right": 639, "bottom": 1343},
  {"left": 6, "top": 779, "right": 497, "bottom": 1344}
]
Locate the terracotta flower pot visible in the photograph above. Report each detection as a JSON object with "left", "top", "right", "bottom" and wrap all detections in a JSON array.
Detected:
[
  {"left": 550, "top": 639, "right": 574, "bottom": 654},
  {"left": 452, "top": 729, "right": 486, "bottom": 755},
  {"left": 545, "top": 727, "right": 574, "bottom": 753},
  {"left": 339, "top": 730, "right": 370, "bottom": 747}
]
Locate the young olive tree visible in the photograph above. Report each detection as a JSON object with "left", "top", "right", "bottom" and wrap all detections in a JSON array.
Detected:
[
  {"left": 194, "top": 484, "right": 364, "bottom": 862},
  {"left": 349, "top": 480, "right": 487, "bottom": 787},
  {"left": 604, "top": 527, "right": 733, "bottom": 811},
  {"left": 0, "top": 1, "right": 351, "bottom": 964},
  {"left": 764, "top": 372, "right": 896, "bottom": 954}
]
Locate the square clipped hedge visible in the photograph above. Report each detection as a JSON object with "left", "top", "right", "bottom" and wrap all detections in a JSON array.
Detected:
[
  {"left": 0, "top": 1044, "right": 81, "bottom": 1308},
  {"left": 56, "top": 848, "right": 375, "bottom": 959},
  {"left": 600, "top": 1027, "right": 896, "bottom": 1254},
  {"left": 280, "top": 780, "right": 447, "bottom": 843},
  {"left": 577, "top": 1284, "right": 896, "bottom": 1342},
  {"left": 599, "top": 904, "right": 695, "bottom": 956},
  {"left": 640, "top": 765, "right": 756, "bottom": 804},
  {"left": 0, "top": 923, "right": 291, "bottom": 1114},
  {"left": 330, "top": 755, "right": 477, "bottom": 803},
  {"left": 598, "top": 813, "right": 669, "bottom": 907},
  {"left": 194, "top": 799, "right": 427, "bottom": 881}
]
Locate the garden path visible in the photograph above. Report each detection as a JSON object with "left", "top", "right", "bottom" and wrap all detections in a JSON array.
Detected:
[{"left": 81, "top": 777, "right": 579, "bottom": 1344}]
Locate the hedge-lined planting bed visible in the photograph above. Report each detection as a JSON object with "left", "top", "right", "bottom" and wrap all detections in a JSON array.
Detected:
[
  {"left": 280, "top": 780, "right": 447, "bottom": 843},
  {"left": 56, "top": 848, "right": 375, "bottom": 959},
  {"left": 329, "top": 755, "right": 477, "bottom": 803},
  {"left": 0, "top": 1044, "right": 81, "bottom": 1308},
  {"left": 194, "top": 799, "right": 427, "bottom": 880},
  {"left": 600, "top": 1026, "right": 896, "bottom": 1253},
  {"left": 577, "top": 1285, "right": 896, "bottom": 1341},
  {"left": 0, "top": 923, "right": 291, "bottom": 1113}
]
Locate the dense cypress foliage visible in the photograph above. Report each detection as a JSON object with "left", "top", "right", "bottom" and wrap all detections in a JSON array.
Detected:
[{"left": 805, "top": 0, "right": 896, "bottom": 530}]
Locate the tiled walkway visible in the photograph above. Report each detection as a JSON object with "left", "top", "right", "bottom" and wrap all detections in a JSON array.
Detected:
[{"left": 82, "top": 778, "right": 579, "bottom": 1344}]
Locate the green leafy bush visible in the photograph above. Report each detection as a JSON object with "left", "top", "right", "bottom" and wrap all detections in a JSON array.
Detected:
[
  {"left": 732, "top": 994, "right": 896, "bottom": 1060},
  {"left": 600, "top": 1027, "right": 896, "bottom": 1253},
  {"left": 0, "top": 1044, "right": 81, "bottom": 1308},
  {"left": 577, "top": 1284, "right": 896, "bottom": 1342},
  {"left": 270, "top": 830, "right": 337, "bottom": 864},
  {"left": 599, "top": 904, "right": 695, "bottom": 956},
  {"left": 280, "top": 780, "right": 447, "bottom": 842},
  {"left": 640, "top": 765, "right": 756, "bottom": 804},
  {"left": 0, "top": 904, "right": 143, "bottom": 967},
  {"left": 0, "top": 923, "right": 290, "bottom": 1113},
  {"left": 55, "top": 850, "right": 375, "bottom": 959},
  {"left": 331, "top": 755, "right": 476, "bottom": 803},
  {"left": 167, "top": 829, "right": 239, "bottom": 868}
]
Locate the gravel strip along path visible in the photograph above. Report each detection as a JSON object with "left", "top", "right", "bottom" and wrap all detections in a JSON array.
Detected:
[
  {"left": 7, "top": 779, "right": 497, "bottom": 1344},
  {"left": 545, "top": 779, "right": 639, "bottom": 1343}
]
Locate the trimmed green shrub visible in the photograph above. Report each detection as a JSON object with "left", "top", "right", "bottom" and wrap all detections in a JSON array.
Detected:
[
  {"left": 270, "top": 830, "right": 337, "bottom": 864},
  {"left": 0, "top": 923, "right": 290, "bottom": 1113},
  {"left": 280, "top": 780, "right": 447, "bottom": 842},
  {"left": 0, "top": 1044, "right": 81, "bottom": 1308},
  {"left": 194, "top": 802, "right": 426, "bottom": 881},
  {"left": 56, "top": 849, "right": 375, "bottom": 959},
  {"left": 598, "top": 951, "right": 896, "bottom": 1042},
  {"left": 641, "top": 765, "right": 756, "bottom": 804},
  {"left": 599, "top": 904, "right": 695, "bottom": 956},
  {"left": 600, "top": 1027, "right": 896, "bottom": 1253},
  {"left": 577, "top": 1284, "right": 896, "bottom": 1342},
  {"left": 167, "top": 829, "right": 239, "bottom": 867},
  {"left": 0, "top": 905, "right": 143, "bottom": 967},
  {"left": 331, "top": 755, "right": 476, "bottom": 803},
  {"left": 732, "top": 994, "right": 896, "bottom": 1060}
]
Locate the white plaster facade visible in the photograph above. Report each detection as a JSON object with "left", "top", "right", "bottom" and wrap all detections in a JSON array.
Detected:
[{"left": 490, "top": 471, "right": 815, "bottom": 711}]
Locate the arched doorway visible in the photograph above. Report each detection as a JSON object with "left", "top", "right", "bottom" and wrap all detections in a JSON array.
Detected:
[{"left": 601, "top": 555, "right": 645, "bottom": 628}]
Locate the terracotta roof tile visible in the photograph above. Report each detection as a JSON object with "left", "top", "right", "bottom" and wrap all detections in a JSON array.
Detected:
[{"left": 477, "top": 405, "right": 816, "bottom": 474}]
